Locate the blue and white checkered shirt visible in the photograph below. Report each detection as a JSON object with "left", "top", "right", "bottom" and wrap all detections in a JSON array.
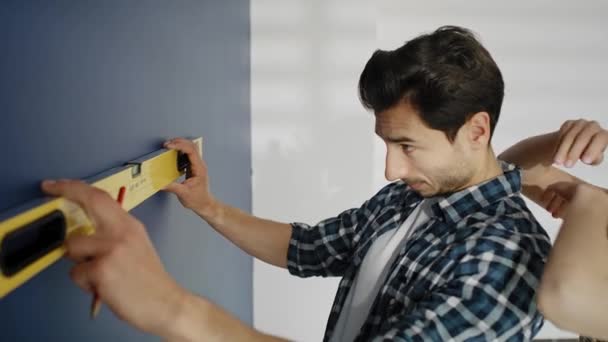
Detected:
[{"left": 287, "top": 161, "right": 551, "bottom": 341}]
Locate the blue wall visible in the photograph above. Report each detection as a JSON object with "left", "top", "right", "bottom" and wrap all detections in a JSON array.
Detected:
[{"left": 0, "top": 1, "right": 252, "bottom": 340}]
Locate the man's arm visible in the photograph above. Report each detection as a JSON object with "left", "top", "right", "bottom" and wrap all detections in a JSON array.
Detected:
[
  {"left": 536, "top": 183, "right": 608, "bottom": 340},
  {"left": 164, "top": 138, "right": 397, "bottom": 278},
  {"left": 198, "top": 201, "right": 293, "bottom": 269},
  {"left": 163, "top": 138, "right": 292, "bottom": 268},
  {"left": 168, "top": 293, "right": 287, "bottom": 342},
  {"left": 499, "top": 120, "right": 608, "bottom": 217},
  {"left": 42, "top": 179, "right": 287, "bottom": 342},
  {"left": 500, "top": 120, "right": 608, "bottom": 338},
  {"left": 498, "top": 132, "right": 582, "bottom": 204}
]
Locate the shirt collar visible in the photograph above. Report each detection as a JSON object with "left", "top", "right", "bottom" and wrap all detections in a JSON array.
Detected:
[{"left": 406, "top": 161, "right": 522, "bottom": 224}]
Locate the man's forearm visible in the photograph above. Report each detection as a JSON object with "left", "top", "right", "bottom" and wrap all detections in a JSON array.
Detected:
[
  {"left": 499, "top": 132, "right": 558, "bottom": 169},
  {"left": 165, "top": 292, "right": 288, "bottom": 342},
  {"left": 197, "top": 201, "right": 293, "bottom": 268},
  {"left": 499, "top": 132, "right": 586, "bottom": 205}
]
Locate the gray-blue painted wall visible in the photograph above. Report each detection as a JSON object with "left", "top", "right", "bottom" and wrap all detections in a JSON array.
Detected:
[{"left": 0, "top": 1, "right": 252, "bottom": 340}]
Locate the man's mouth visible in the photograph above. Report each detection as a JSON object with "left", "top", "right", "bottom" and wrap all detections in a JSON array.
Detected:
[{"left": 408, "top": 181, "right": 425, "bottom": 190}]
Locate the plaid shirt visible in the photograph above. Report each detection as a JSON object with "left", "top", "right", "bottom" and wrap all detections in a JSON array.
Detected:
[{"left": 287, "top": 161, "right": 551, "bottom": 341}]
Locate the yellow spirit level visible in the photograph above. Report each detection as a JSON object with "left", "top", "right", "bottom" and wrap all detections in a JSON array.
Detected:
[{"left": 0, "top": 138, "right": 202, "bottom": 299}]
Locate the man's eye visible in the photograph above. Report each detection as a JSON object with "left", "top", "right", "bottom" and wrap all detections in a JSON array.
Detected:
[{"left": 401, "top": 145, "right": 414, "bottom": 153}]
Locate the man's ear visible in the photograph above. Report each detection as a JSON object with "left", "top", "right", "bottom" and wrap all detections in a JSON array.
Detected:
[{"left": 465, "top": 111, "right": 492, "bottom": 149}]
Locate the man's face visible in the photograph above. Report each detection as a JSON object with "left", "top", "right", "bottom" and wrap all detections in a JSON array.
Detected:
[{"left": 375, "top": 101, "right": 476, "bottom": 197}]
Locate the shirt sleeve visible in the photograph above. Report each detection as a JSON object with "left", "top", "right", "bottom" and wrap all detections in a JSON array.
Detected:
[
  {"left": 370, "top": 230, "right": 547, "bottom": 341},
  {"left": 287, "top": 182, "right": 406, "bottom": 278}
]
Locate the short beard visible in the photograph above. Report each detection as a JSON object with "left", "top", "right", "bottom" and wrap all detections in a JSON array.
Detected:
[{"left": 433, "top": 159, "right": 476, "bottom": 196}]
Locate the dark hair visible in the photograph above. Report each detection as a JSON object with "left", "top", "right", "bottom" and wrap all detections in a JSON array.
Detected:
[{"left": 358, "top": 26, "right": 504, "bottom": 141}]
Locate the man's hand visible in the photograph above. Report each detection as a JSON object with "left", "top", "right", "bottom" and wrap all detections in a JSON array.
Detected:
[
  {"left": 554, "top": 119, "right": 608, "bottom": 167},
  {"left": 41, "top": 180, "right": 187, "bottom": 339},
  {"left": 42, "top": 179, "right": 286, "bottom": 342},
  {"left": 535, "top": 120, "right": 608, "bottom": 218},
  {"left": 163, "top": 138, "right": 219, "bottom": 219},
  {"left": 542, "top": 182, "right": 608, "bottom": 219}
]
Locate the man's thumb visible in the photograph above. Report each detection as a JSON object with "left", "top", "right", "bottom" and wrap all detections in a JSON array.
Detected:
[
  {"left": 163, "top": 182, "right": 185, "bottom": 196},
  {"left": 546, "top": 181, "right": 578, "bottom": 201}
]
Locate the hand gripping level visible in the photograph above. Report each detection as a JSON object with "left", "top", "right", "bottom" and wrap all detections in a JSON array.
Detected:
[{"left": 0, "top": 138, "right": 202, "bottom": 299}]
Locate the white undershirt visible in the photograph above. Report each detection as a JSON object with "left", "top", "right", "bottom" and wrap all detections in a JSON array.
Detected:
[{"left": 330, "top": 200, "right": 435, "bottom": 342}]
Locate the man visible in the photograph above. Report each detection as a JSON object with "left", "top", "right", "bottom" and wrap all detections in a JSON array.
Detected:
[
  {"left": 500, "top": 119, "right": 608, "bottom": 340},
  {"left": 44, "top": 26, "right": 551, "bottom": 341}
]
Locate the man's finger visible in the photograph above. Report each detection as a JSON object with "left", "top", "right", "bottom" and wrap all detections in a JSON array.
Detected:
[
  {"left": 553, "top": 202, "right": 569, "bottom": 219},
  {"left": 546, "top": 182, "right": 578, "bottom": 201},
  {"left": 547, "top": 195, "right": 565, "bottom": 218},
  {"left": 163, "top": 182, "right": 186, "bottom": 196},
  {"left": 540, "top": 189, "right": 556, "bottom": 209},
  {"left": 582, "top": 131, "right": 608, "bottom": 165},
  {"left": 41, "top": 179, "right": 124, "bottom": 235},
  {"left": 69, "top": 261, "right": 96, "bottom": 294},
  {"left": 164, "top": 138, "right": 206, "bottom": 178},
  {"left": 555, "top": 120, "right": 586, "bottom": 167},
  {"left": 554, "top": 121, "right": 574, "bottom": 164},
  {"left": 42, "top": 180, "right": 95, "bottom": 205},
  {"left": 565, "top": 122, "right": 600, "bottom": 166},
  {"left": 65, "top": 234, "right": 113, "bottom": 263}
]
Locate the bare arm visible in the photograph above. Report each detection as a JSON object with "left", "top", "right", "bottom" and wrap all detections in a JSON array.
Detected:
[
  {"left": 498, "top": 132, "right": 584, "bottom": 205},
  {"left": 499, "top": 119, "right": 608, "bottom": 338},
  {"left": 536, "top": 183, "right": 608, "bottom": 339},
  {"left": 499, "top": 120, "right": 608, "bottom": 215},
  {"left": 163, "top": 138, "right": 292, "bottom": 268},
  {"left": 201, "top": 200, "right": 292, "bottom": 269},
  {"left": 168, "top": 293, "right": 288, "bottom": 342},
  {"left": 42, "top": 180, "right": 288, "bottom": 342}
]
